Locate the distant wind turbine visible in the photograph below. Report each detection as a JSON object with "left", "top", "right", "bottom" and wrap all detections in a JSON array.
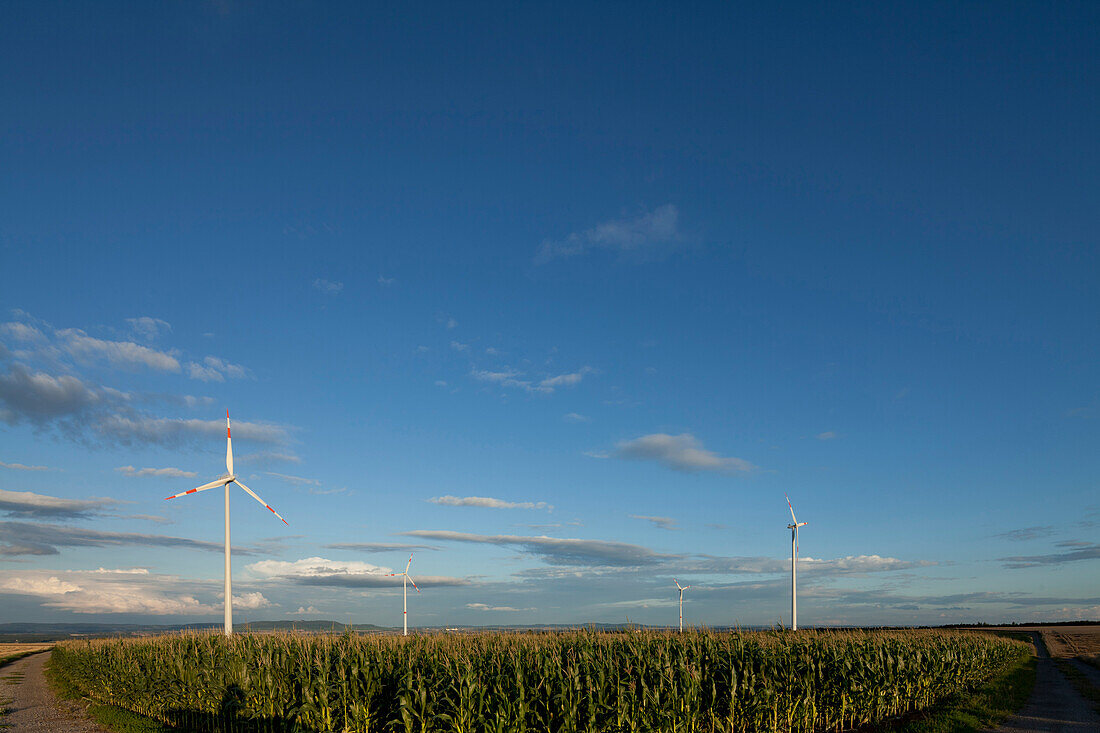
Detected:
[
  {"left": 674, "top": 579, "right": 691, "bottom": 633},
  {"left": 386, "top": 553, "right": 420, "bottom": 636},
  {"left": 164, "top": 411, "right": 287, "bottom": 636},
  {"left": 786, "top": 494, "right": 808, "bottom": 631}
]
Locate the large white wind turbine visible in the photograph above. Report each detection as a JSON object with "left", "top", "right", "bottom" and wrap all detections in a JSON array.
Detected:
[
  {"left": 674, "top": 579, "right": 691, "bottom": 633},
  {"left": 385, "top": 553, "right": 420, "bottom": 636},
  {"left": 785, "top": 494, "right": 808, "bottom": 631},
  {"left": 165, "top": 411, "right": 287, "bottom": 636}
]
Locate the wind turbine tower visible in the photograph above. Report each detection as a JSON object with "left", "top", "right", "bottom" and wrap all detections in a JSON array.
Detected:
[
  {"left": 674, "top": 579, "right": 691, "bottom": 633},
  {"left": 165, "top": 411, "right": 288, "bottom": 636},
  {"left": 386, "top": 553, "right": 420, "bottom": 636},
  {"left": 786, "top": 494, "right": 808, "bottom": 631}
]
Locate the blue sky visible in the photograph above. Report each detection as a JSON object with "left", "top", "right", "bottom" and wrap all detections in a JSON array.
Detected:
[{"left": 0, "top": 1, "right": 1097, "bottom": 627}]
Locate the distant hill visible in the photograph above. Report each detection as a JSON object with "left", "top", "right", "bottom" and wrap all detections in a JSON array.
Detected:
[{"left": 0, "top": 620, "right": 393, "bottom": 641}]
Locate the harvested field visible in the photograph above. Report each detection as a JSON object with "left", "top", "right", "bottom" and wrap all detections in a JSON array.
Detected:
[
  {"left": 1036, "top": 626, "right": 1100, "bottom": 659},
  {"left": 0, "top": 643, "right": 54, "bottom": 661}
]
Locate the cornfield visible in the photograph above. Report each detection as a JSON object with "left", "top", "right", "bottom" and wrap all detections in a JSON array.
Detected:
[{"left": 50, "top": 629, "right": 1026, "bottom": 732}]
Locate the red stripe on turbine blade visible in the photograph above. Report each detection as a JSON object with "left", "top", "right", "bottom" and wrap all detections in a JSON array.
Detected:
[{"left": 186, "top": 489, "right": 197, "bottom": 494}]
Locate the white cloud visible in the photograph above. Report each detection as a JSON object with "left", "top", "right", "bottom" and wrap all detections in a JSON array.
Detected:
[
  {"left": 377, "top": 276, "right": 395, "bottom": 286},
  {"left": 0, "top": 460, "right": 50, "bottom": 472},
  {"left": 0, "top": 322, "right": 46, "bottom": 342},
  {"left": 434, "top": 380, "right": 448, "bottom": 387},
  {"left": 612, "top": 433, "right": 756, "bottom": 473},
  {"left": 232, "top": 592, "right": 272, "bottom": 609},
  {"left": 536, "top": 205, "right": 680, "bottom": 263},
  {"left": 539, "top": 367, "right": 594, "bottom": 390},
  {"left": 450, "top": 341, "right": 469, "bottom": 352},
  {"left": 116, "top": 466, "right": 197, "bottom": 479},
  {"left": 291, "top": 605, "right": 320, "bottom": 615},
  {"left": 125, "top": 317, "right": 171, "bottom": 341},
  {"left": 1, "top": 575, "right": 82, "bottom": 595},
  {"left": 248, "top": 556, "right": 389, "bottom": 579},
  {"left": 247, "top": 556, "right": 468, "bottom": 588},
  {"left": 56, "top": 329, "right": 181, "bottom": 372},
  {"left": 816, "top": 431, "right": 838, "bottom": 441},
  {"left": 429, "top": 495, "right": 553, "bottom": 511},
  {"left": 563, "top": 413, "right": 590, "bottom": 423},
  {"left": 312, "top": 279, "right": 344, "bottom": 295},
  {"left": 0, "top": 569, "right": 226, "bottom": 615},
  {"left": 466, "top": 603, "right": 533, "bottom": 612}
]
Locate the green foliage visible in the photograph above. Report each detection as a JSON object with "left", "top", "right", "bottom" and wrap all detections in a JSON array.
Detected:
[
  {"left": 49, "top": 629, "right": 1026, "bottom": 732},
  {"left": 889, "top": 647, "right": 1032, "bottom": 732}
]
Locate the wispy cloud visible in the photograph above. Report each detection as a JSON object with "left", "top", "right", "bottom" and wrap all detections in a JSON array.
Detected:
[
  {"left": 563, "top": 413, "right": 590, "bottom": 423},
  {"left": 450, "top": 341, "right": 469, "bottom": 352},
  {"left": 125, "top": 317, "right": 171, "bottom": 341},
  {"left": 994, "top": 526, "right": 1056, "bottom": 542},
  {"left": 95, "top": 415, "right": 290, "bottom": 447},
  {"left": 377, "top": 275, "right": 395, "bottom": 286},
  {"left": 629, "top": 514, "right": 679, "bottom": 530},
  {"left": 263, "top": 472, "right": 321, "bottom": 487},
  {"left": 536, "top": 205, "right": 680, "bottom": 263},
  {"left": 236, "top": 451, "right": 301, "bottom": 465},
  {"left": 429, "top": 495, "right": 553, "bottom": 511},
  {"left": 815, "top": 431, "right": 837, "bottom": 441},
  {"left": 401, "top": 531, "right": 675, "bottom": 567},
  {"left": 612, "top": 433, "right": 756, "bottom": 473},
  {"left": 324, "top": 542, "right": 440, "bottom": 553},
  {"left": 466, "top": 603, "right": 533, "bottom": 612},
  {"left": 470, "top": 366, "right": 594, "bottom": 395},
  {"left": 312, "top": 279, "right": 343, "bottom": 295},
  {"left": 0, "top": 520, "right": 244, "bottom": 556},
  {"left": 0, "top": 460, "right": 51, "bottom": 472},
  {"left": 56, "top": 329, "right": 181, "bottom": 373},
  {"left": 1000, "top": 543, "right": 1100, "bottom": 568},
  {"left": 538, "top": 367, "right": 594, "bottom": 390},
  {"left": 185, "top": 356, "right": 250, "bottom": 383},
  {"left": 115, "top": 466, "right": 197, "bottom": 479},
  {"left": 0, "top": 490, "right": 121, "bottom": 520}
]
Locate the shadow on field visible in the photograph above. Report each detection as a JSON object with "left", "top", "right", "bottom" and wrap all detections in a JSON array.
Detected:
[{"left": 162, "top": 685, "right": 296, "bottom": 732}]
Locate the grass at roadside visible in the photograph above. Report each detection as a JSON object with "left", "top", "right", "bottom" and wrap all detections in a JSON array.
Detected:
[
  {"left": 45, "top": 653, "right": 171, "bottom": 733},
  {"left": 886, "top": 639, "right": 1035, "bottom": 732},
  {"left": 1054, "top": 659, "right": 1100, "bottom": 716}
]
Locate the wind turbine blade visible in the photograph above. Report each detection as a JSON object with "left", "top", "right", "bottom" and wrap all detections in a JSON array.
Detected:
[
  {"left": 225, "top": 410, "right": 233, "bottom": 477},
  {"left": 233, "top": 479, "right": 288, "bottom": 525},
  {"left": 675, "top": 579, "right": 683, "bottom": 590},
  {"left": 785, "top": 493, "right": 797, "bottom": 524},
  {"left": 407, "top": 575, "right": 420, "bottom": 593},
  {"left": 165, "top": 478, "right": 230, "bottom": 500},
  {"left": 405, "top": 554, "right": 413, "bottom": 573}
]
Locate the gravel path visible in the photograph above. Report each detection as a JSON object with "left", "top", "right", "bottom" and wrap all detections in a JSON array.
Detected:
[
  {"left": 990, "top": 632, "right": 1100, "bottom": 732},
  {"left": 0, "top": 651, "right": 108, "bottom": 732}
]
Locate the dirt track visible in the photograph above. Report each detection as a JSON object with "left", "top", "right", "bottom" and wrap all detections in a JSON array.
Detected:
[
  {"left": 990, "top": 632, "right": 1100, "bottom": 732},
  {"left": 0, "top": 651, "right": 107, "bottom": 732}
]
